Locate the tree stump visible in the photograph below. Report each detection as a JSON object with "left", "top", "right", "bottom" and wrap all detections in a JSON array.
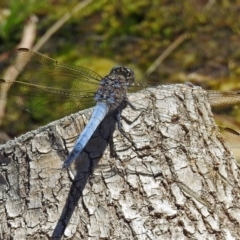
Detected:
[{"left": 0, "top": 84, "right": 239, "bottom": 239}]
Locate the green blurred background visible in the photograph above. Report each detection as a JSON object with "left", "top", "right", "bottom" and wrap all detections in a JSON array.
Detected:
[{"left": 1, "top": 0, "right": 240, "bottom": 149}]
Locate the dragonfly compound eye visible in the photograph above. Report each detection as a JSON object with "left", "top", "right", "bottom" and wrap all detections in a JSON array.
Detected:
[{"left": 110, "top": 66, "right": 135, "bottom": 84}]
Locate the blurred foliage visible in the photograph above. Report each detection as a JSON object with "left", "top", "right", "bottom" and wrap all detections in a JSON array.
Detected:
[
  {"left": 1, "top": 0, "right": 240, "bottom": 138},
  {"left": 0, "top": 0, "right": 46, "bottom": 43}
]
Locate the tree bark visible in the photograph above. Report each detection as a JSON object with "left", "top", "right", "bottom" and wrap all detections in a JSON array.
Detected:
[{"left": 0, "top": 84, "right": 239, "bottom": 240}]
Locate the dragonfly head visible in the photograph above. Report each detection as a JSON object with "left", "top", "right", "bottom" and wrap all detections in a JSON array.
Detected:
[{"left": 110, "top": 66, "right": 135, "bottom": 85}]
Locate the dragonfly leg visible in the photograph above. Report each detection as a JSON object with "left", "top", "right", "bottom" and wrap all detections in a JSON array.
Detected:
[
  {"left": 116, "top": 110, "right": 134, "bottom": 144},
  {"left": 124, "top": 97, "right": 145, "bottom": 111}
]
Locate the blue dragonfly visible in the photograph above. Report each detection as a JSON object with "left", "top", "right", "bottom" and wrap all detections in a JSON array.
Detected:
[
  {"left": 0, "top": 48, "right": 140, "bottom": 168},
  {"left": 2, "top": 48, "right": 240, "bottom": 167}
]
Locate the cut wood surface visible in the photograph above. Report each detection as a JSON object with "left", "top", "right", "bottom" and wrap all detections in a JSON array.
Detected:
[{"left": 0, "top": 84, "right": 239, "bottom": 240}]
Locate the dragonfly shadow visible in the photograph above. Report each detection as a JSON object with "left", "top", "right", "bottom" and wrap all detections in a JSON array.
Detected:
[{"left": 52, "top": 114, "right": 117, "bottom": 239}]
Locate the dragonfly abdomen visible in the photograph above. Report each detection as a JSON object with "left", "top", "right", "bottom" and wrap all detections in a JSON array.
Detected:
[{"left": 63, "top": 102, "right": 109, "bottom": 168}]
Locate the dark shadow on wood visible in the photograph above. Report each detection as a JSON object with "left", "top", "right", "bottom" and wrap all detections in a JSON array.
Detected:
[{"left": 51, "top": 114, "right": 117, "bottom": 239}]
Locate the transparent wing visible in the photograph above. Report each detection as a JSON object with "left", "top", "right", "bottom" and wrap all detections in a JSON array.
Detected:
[
  {"left": 0, "top": 80, "right": 96, "bottom": 123},
  {"left": 0, "top": 48, "right": 106, "bottom": 124},
  {"left": 11, "top": 48, "right": 102, "bottom": 92},
  {"left": 206, "top": 90, "right": 240, "bottom": 149}
]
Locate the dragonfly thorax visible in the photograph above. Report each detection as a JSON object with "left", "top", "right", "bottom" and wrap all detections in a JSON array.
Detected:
[{"left": 94, "top": 73, "right": 130, "bottom": 108}]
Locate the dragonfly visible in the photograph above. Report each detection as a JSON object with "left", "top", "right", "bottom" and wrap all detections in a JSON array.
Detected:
[
  {"left": 1, "top": 48, "right": 240, "bottom": 167},
  {"left": 0, "top": 48, "right": 141, "bottom": 168}
]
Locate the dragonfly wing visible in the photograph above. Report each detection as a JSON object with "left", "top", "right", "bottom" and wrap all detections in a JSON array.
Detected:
[
  {"left": 207, "top": 90, "right": 240, "bottom": 108},
  {"left": 11, "top": 48, "right": 102, "bottom": 92},
  {"left": 217, "top": 126, "right": 240, "bottom": 150},
  {"left": 1, "top": 48, "right": 103, "bottom": 130},
  {"left": 0, "top": 80, "right": 96, "bottom": 122}
]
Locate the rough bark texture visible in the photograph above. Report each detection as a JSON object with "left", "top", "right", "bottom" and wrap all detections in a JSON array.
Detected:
[{"left": 0, "top": 84, "right": 239, "bottom": 240}]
